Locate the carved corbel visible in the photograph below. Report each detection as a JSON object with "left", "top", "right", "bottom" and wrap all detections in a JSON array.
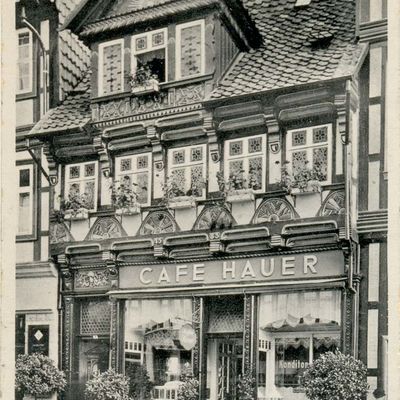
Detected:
[
  {"left": 265, "top": 111, "right": 281, "bottom": 155},
  {"left": 93, "top": 136, "right": 112, "bottom": 177},
  {"left": 147, "top": 125, "right": 165, "bottom": 171},
  {"left": 209, "top": 232, "right": 224, "bottom": 253},
  {"left": 204, "top": 116, "right": 220, "bottom": 163},
  {"left": 154, "top": 237, "right": 168, "bottom": 258},
  {"left": 60, "top": 255, "right": 73, "bottom": 291},
  {"left": 334, "top": 94, "right": 348, "bottom": 145},
  {"left": 43, "top": 141, "right": 58, "bottom": 185}
]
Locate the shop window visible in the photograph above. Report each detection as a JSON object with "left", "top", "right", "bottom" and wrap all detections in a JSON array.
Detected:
[
  {"left": 17, "top": 29, "right": 33, "bottom": 94},
  {"left": 115, "top": 153, "right": 152, "bottom": 206},
  {"left": 132, "top": 28, "right": 167, "bottom": 83},
  {"left": 65, "top": 161, "right": 98, "bottom": 211},
  {"left": 286, "top": 124, "right": 332, "bottom": 184},
  {"left": 98, "top": 39, "right": 124, "bottom": 96},
  {"left": 257, "top": 291, "right": 341, "bottom": 400},
  {"left": 168, "top": 144, "right": 206, "bottom": 198},
  {"left": 176, "top": 20, "right": 205, "bottom": 80},
  {"left": 224, "top": 134, "right": 266, "bottom": 191},
  {"left": 124, "top": 299, "right": 194, "bottom": 399},
  {"left": 17, "top": 164, "right": 34, "bottom": 236}
]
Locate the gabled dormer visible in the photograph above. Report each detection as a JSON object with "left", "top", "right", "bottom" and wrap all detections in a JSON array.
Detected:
[{"left": 62, "top": 0, "right": 261, "bottom": 103}]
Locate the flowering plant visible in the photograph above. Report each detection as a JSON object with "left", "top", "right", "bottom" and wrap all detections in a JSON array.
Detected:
[
  {"left": 85, "top": 369, "right": 131, "bottom": 400},
  {"left": 60, "top": 192, "right": 92, "bottom": 214},
  {"left": 177, "top": 371, "right": 199, "bottom": 400},
  {"left": 217, "top": 167, "right": 261, "bottom": 196},
  {"left": 125, "top": 363, "right": 153, "bottom": 400},
  {"left": 302, "top": 351, "right": 368, "bottom": 400},
  {"left": 161, "top": 177, "right": 205, "bottom": 205},
  {"left": 15, "top": 353, "right": 66, "bottom": 399},
  {"left": 236, "top": 370, "right": 256, "bottom": 400},
  {"left": 110, "top": 177, "right": 145, "bottom": 209},
  {"left": 279, "top": 160, "right": 325, "bottom": 193},
  {"left": 128, "top": 64, "right": 158, "bottom": 88}
]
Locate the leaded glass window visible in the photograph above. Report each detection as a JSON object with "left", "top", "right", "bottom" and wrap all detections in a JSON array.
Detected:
[
  {"left": 115, "top": 153, "right": 152, "bottom": 206},
  {"left": 99, "top": 40, "right": 124, "bottom": 96},
  {"left": 286, "top": 124, "right": 332, "bottom": 184},
  {"left": 65, "top": 162, "right": 98, "bottom": 211},
  {"left": 224, "top": 134, "right": 266, "bottom": 191},
  {"left": 176, "top": 20, "right": 205, "bottom": 79},
  {"left": 168, "top": 144, "right": 206, "bottom": 198}
]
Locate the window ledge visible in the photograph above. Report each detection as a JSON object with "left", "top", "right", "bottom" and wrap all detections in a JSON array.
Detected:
[{"left": 160, "top": 73, "right": 214, "bottom": 90}]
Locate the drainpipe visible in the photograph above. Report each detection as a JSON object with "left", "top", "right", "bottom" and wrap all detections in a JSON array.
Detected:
[{"left": 21, "top": 6, "right": 48, "bottom": 114}]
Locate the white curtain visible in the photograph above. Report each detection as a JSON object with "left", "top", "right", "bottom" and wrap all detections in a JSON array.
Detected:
[{"left": 259, "top": 291, "right": 341, "bottom": 329}]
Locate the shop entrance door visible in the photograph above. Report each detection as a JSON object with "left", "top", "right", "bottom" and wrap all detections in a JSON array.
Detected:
[{"left": 206, "top": 337, "right": 243, "bottom": 400}]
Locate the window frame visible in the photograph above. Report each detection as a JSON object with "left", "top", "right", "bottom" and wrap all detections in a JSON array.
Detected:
[
  {"left": 64, "top": 161, "right": 99, "bottom": 212},
  {"left": 224, "top": 134, "right": 267, "bottom": 192},
  {"left": 131, "top": 28, "right": 168, "bottom": 83},
  {"left": 98, "top": 38, "right": 125, "bottom": 97},
  {"left": 285, "top": 123, "right": 333, "bottom": 185},
  {"left": 17, "top": 28, "right": 34, "bottom": 95},
  {"left": 175, "top": 19, "right": 206, "bottom": 81},
  {"left": 114, "top": 152, "right": 153, "bottom": 207},
  {"left": 17, "top": 163, "right": 36, "bottom": 239},
  {"left": 167, "top": 144, "right": 207, "bottom": 199}
]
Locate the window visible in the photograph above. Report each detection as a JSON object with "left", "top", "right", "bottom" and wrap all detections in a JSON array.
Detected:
[
  {"left": 98, "top": 39, "right": 124, "bottom": 96},
  {"left": 168, "top": 144, "right": 206, "bottom": 198},
  {"left": 65, "top": 162, "right": 98, "bottom": 211},
  {"left": 17, "top": 165, "right": 34, "bottom": 236},
  {"left": 176, "top": 20, "right": 205, "bottom": 80},
  {"left": 17, "top": 29, "right": 33, "bottom": 94},
  {"left": 115, "top": 153, "right": 152, "bottom": 206},
  {"left": 258, "top": 291, "right": 341, "bottom": 400},
  {"left": 286, "top": 124, "right": 332, "bottom": 183},
  {"left": 224, "top": 134, "right": 266, "bottom": 191},
  {"left": 124, "top": 299, "right": 194, "bottom": 399},
  {"left": 132, "top": 28, "right": 167, "bottom": 83}
]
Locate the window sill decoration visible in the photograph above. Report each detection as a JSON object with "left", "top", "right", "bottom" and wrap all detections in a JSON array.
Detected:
[
  {"left": 278, "top": 161, "right": 324, "bottom": 196},
  {"left": 168, "top": 195, "right": 196, "bottom": 210},
  {"left": 217, "top": 171, "right": 260, "bottom": 203},
  {"left": 162, "top": 177, "right": 204, "bottom": 210},
  {"left": 110, "top": 178, "right": 146, "bottom": 217},
  {"left": 115, "top": 205, "right": 141, "bottom": 216},
  {"left": 226, "top": 188, "right": 255, "bottom": 203},
  {"left": 129, "top": 66, "right": 160, "bottom": 96},
  {"left": 64, "top": 208, "right": 89, "bottom": 221},
  {"left": 59, "top": 193, "right": 92, "bottom": 221}
]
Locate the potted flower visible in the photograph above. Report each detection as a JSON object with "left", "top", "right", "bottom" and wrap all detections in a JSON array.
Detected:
[
  {"left": 61, "top": 192, "right": 91, "bottom": 220},
  {"left": 85, "top": 369, "right": 130, "bottom": 400},
  {"left": 217, "top": 170, "right": 258, "bottom": 203},
  {"left": 110, "top": 176, "right": 143, "bottom": 215},
  {"left": 162, "top": 177, "right": 205, "bottom": 209},
  {"left": 15, "top": 353, "right": 66, "bottom": 400},
  {"left": 236, "top": 370, "right": 256, "bottom": 400},
  {"left": 279, "top": 160, "right": 325, "bottom": 195},
  {"left": 303, "top": 351, "right": 368, "bottom": 400},
  {"left": 129, "top": 64, "right": 159, "bottom": 95}
]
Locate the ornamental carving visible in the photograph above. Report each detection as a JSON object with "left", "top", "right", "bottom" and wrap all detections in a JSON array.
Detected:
[
  {"left": 110, "top": 300, "right": 119, "bottom": 370},
  {"left": 85, "top": 217, "right": 127, "bottom": 241},
  {"left": 193, "top": 206, "right": 235, "bottom": 231},
  {"left": 319, "top": 190, "right": 345, "bottom": 216},
  {"left": 253, "top": 198, "right": 296, "bottom": 224},
  {"left": 63, "top": 297, "right": 74, "bottom": 378},
  {"left": 243, "top": 294, "right": 252, "bottom": 372},
  {"left": 75, "top": 270, "right": 110, "bottom": 289},
  {"left": 139, "top": 211, "right": 179, "bottom": 235},
  {"left": 92, "top": 83, "right": 206, "bottom": 122},
  {"left": 49, "top": 222, "right": 74, "bottom": 244}
]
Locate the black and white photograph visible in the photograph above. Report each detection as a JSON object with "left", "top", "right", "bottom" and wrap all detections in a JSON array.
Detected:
[{"left": 1, "top": 1, "right": 399, "bottom": 400}]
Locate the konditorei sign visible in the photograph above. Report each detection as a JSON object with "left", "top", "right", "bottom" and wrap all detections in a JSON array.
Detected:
[{"left": 119, "top": 250, "right": 344, "bottom": 289}]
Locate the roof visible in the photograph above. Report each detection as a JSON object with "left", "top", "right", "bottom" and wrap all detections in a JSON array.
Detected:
[
  {"left": 29, "top": 73, "right": 91, "bottom": 137},
  {"left": 210, "top": 0, "right": 365, "bottom": 99}
]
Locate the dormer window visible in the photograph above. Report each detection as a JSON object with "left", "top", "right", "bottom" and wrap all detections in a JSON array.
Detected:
[
  {"left": 176, "top": 20, "right": 205, "bottom": 80},
  {"left": 99, "top": 39, "right": 124, "bottom": 96},
  {"left": 132, "top": 28, "right": 167, "bottom": 83}
]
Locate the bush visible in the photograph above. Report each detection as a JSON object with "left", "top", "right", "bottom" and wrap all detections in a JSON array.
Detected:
[
  {"left": 303, "top": 351, "right": 368, "bottom": 400},
  {"left": 15, "top": 353, "right": 66, "bottom": 399},
  {"left": 85, "top": 369, "right": 130, "bottom": 400},
  {"left": 236, "top": 370, "right": 256, "bottom": 400},
  {"left": 177, "top": 373, "right": 199, "bottom": 400},
  {"left": 125, "top": 363, "right": 153, "bottom": 400}
]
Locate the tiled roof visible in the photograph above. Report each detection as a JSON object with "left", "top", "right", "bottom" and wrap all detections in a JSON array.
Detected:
[
  {"left": 210, "top": 0, "right": 365, "bottom": 99},
  {"left": 29, "top": 73, "right": 91, "bottom": 137},
  {"left": 107, "top": 0, "right": 177, "bottom": 17}
]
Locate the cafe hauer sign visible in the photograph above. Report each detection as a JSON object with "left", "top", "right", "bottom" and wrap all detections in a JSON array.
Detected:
[{"left": 119, "top": 250, "right": 345, "bottom": 289}]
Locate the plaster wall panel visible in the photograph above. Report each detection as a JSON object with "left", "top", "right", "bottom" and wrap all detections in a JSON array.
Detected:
[
  {"left": 121, "top": 214, "right": 142, "bottom": 236},
  {"left": 16, "top": 151, "right": 31, "bottom": 161},
  {"left": 101, "top": 175, "right": 112, "bottom": 206},
  {"left": 367, "top": 309, "right": 379, "bottom": 368},
  {"left": 369, "top": 46, "right": 382, "bottom": 97},
  {"left": 41, "top": 236, "right": 49, "bottom": 261},
  {"left": 16, "top": 242, "right": 34, "bottom": 263},
  {"left": 368, "top": 104, "right": 381, "bottom": 154},
  {"left": 16, "top": 100, "right": 34, "bottom": 126},
  {"left": 336, "top": 123, "right": 343, "bottom": 175},
  {"left": 174, "top": 208, "right": 197, "bottom": 231},
  {"left": 153, "top": 168, "right": 164, "bottom": 199},
  {"left": 69, "top": 220, "right": 90, "bottom": 241},
  {"left": 208, "top": 157, "right": 219, "bottom": 192},
  {"left": 16, "top": 276, "right": 57, "bottom": 311},
  {"left": 368, "top": 161, "right": 380, "bottom": 210},
  {"left": 368, "top": 243, "right": 380, "bottom": 302},
  {"left": 41, "top": 192, "right": 49, "bottom": 231},
  {"left": 230, "top": 202, "right": 254, "bottom": 225}
]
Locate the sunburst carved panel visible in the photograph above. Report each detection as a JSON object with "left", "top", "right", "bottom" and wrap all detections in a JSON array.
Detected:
[
  {"left": 139, "top": 210, "right": 179, "bottom": 235},
  {"left": 193, "top": 205, "right": 235, "bottom": 230},
  {"left": 319, "top": 190, "right": 345, "bottom": 216},
  {"left": 253, "top": 198, "right": 295, "bottom": 224},
  {"left": 50, "top": 222, "right": 74, "bottom": 244},
  {"left": 85, "top": 217, "right": 127, "bottom": 241}
]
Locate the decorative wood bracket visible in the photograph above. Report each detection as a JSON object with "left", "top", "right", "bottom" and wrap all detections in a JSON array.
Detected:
[
  {"left": 204, "top": 115, "right": 220, "bottom": 162},
  {"left": 334, "top": 94, "right": 348, "bottom": 145},
  {"left": 154, "top": 237, "right": 167, "bottom": 258},
  {"left": 93, "top": 136, "right": 112, "bottom": 177},
  {"left": 43, "top": 141, "right": 58, "bottom": 185},
  {"left": 209, "top": 231, "right": 224, "bottom": 253},
  {"left": 147, "top": 125, "right": 164, "bottom": 171},
  {"left": 59, "top": 254, "right": 73, "bottom": 291}
]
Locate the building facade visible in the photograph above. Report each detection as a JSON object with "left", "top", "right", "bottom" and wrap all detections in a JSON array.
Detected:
[
  {"left": 26, "top": 1, "right": 383, "bottom": 400},
  {"left": 15, "top": 0, "right": 89, "bottom": 378}
]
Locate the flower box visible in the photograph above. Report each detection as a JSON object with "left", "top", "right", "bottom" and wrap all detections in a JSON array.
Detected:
[
  {"left": 226, "top": 188, "right": 255, "bottom": 203},
  {"left": 115, "top": 204, "right": 141, "bottom": 216},
  {"left": 131, "top": 78, "right": 159, "bottom": 95},
  {"left": 168, "top": 196, "right": 196, "bottom": 209},
  {"left": 64, "top": 208, "right": 89, "bottom": 221},
  {"left": 289, "top": 180, "right": 321, "bottom": 196}
]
